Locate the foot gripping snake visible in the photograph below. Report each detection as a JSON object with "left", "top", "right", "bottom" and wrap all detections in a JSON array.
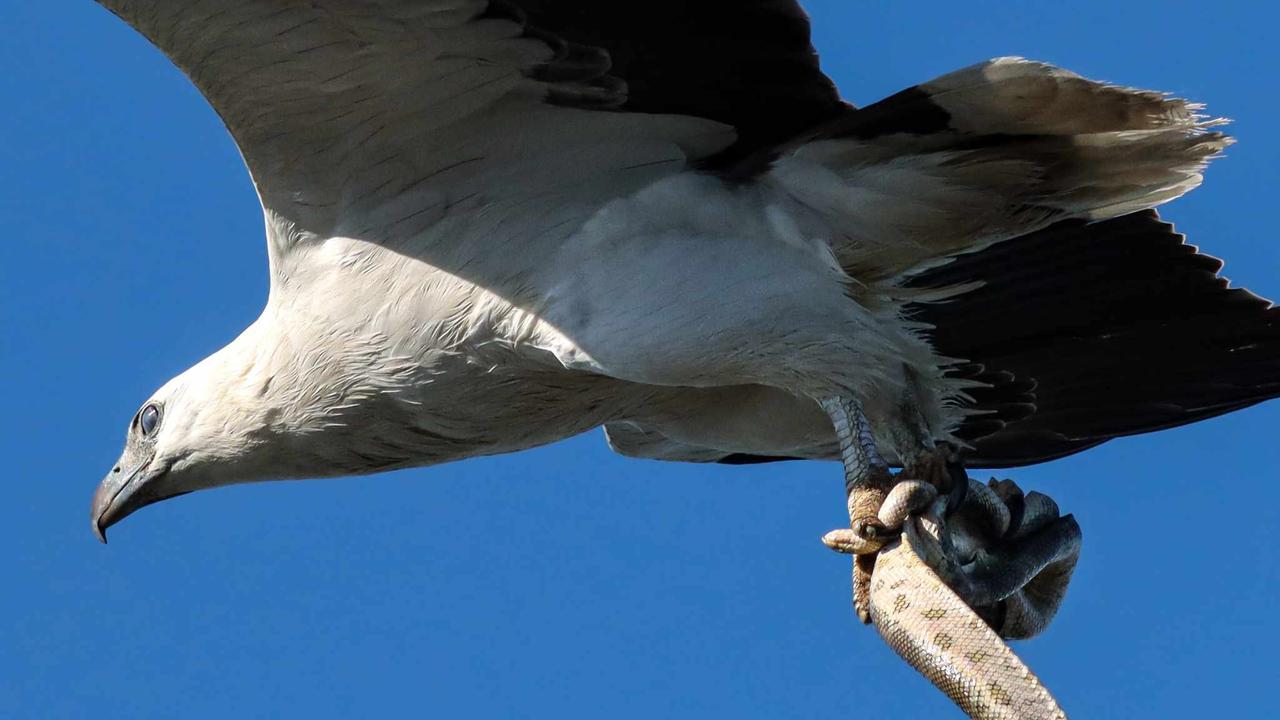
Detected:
[
  {"left": 866, "top": 478, "right": 1081, "bottom": 718},
  {"left": 821, "top": 397, "right": 1082, "bottom": 719}
]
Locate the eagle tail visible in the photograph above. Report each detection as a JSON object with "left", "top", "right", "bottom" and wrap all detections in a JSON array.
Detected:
[{"left": 766, "top": 57, "right": 1230, "bottom": 283}]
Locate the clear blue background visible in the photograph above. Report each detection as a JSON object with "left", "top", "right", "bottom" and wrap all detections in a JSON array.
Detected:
[{"left": 3, "top": 2, "right": 1277, "bottom": 717}]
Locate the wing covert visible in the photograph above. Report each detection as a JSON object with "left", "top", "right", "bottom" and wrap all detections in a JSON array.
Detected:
[{"left": 94, "top": 0, "right": 845, "bottom": 241}]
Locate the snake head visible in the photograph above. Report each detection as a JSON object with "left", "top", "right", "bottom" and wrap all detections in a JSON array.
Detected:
[
  {"left": 822, "top": 517, "right": 895, "bottom": 555},
  {"left": 853, "top": 517, "right": 891, "bottom": 545}
]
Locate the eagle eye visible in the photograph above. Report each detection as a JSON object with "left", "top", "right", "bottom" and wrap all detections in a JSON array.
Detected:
[{"left": 139, "top": 404, "right": 161, "bottom": 437}]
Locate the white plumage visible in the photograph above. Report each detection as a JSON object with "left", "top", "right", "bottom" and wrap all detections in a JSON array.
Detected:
[{"left": 91, "top": 0, "right": 1260, "bottom": 541}]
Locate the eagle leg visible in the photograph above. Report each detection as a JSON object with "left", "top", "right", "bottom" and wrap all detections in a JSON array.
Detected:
[
  {"left": 818, "top": 395, "right": 1080, "bottom": 639},
  {"left": 819, "top": 396, "right": 1082, "bottom": 716},
  {"left": 819, "top": 395, "right": 896, "bottom": 622},
  {"left": 819, "top": 392, "right": 966, "bottom": 622},
  {"left": 888, "top": 363, "right": 970, "bottom": 511}
]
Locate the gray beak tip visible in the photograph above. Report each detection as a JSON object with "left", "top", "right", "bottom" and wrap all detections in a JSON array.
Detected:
[
  {"left": 92, "top": 473, "right": 118, "bottom": 545},
  {"left": 91, "top": 455, "right": 178, "bottom": 543}
]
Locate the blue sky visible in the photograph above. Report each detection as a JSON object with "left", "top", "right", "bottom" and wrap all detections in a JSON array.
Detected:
[{"left": 2, "top": 1, "right": 1277, "bottom": 718}]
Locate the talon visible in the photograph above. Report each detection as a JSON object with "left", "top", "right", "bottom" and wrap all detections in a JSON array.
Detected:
[
  {"left": 944, "top": 470, "right": 968, "bottom": 517},
  {"left": 943, "top": 445, "right": 968, "bottom": 517}
]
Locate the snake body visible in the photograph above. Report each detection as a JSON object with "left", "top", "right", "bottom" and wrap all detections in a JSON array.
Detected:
[
  {"left": 867, "top": 479, "right": 1078, "bottom": 719},
  {"left": 821, "top": 396, "right": 1080, "bottom": 718},
  {"left": 871, "top": 520, "right": 1066, "bottom": 719}
]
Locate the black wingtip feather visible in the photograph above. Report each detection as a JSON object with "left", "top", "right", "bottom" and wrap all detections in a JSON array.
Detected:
[
  {"left": 912, "top": 211, "right": 1280, "bottom": 468},
  {"left": 503, "top": 0, "right": 845, "bottom": 168}
]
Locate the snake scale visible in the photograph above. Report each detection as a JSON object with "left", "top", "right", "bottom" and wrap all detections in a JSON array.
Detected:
[
  {"left": 863, "top": 478, "right": 1081, "bottom": 718},
  {"left": 820, "top": 396, "right": 1082, "bottom": 718}
]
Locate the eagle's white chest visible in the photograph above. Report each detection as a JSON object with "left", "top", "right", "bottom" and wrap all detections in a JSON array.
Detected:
[{"left": 258, "top": 237, "right": 651, "bottom": 470}]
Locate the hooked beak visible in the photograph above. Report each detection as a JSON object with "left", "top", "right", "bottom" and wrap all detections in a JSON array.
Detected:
[{"left": 91, "top": 451, "right": 171, "bottom": 543}]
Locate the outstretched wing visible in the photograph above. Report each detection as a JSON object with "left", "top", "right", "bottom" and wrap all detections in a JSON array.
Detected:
[{"left": 94, "top": 0, "right": 845, "bottom": 246}]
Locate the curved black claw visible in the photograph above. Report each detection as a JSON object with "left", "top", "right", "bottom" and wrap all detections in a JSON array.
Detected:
[{"left": 943, "top": 445, "right": 969, "bottom": 518}]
